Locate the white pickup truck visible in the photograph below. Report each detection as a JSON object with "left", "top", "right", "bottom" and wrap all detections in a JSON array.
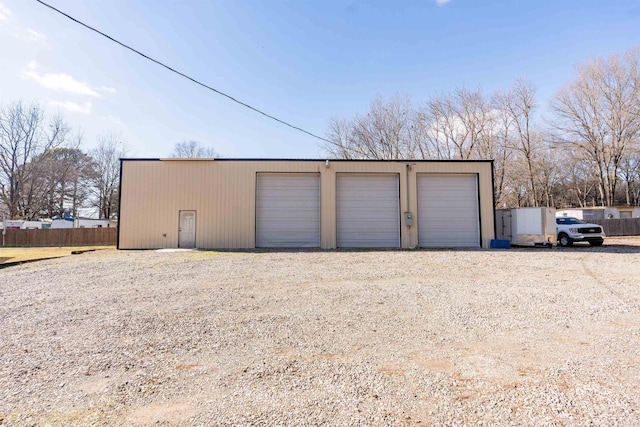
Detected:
[{"left": 556, "top": 217, "right": 605, "bottom": 247}]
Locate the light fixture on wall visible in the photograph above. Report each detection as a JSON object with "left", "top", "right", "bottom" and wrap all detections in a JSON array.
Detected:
[{"left": 325, "top": 160, "right": 330, "bottom": 168}]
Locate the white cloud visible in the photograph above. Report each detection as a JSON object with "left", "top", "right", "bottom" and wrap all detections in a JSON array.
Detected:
[
  {"left": 21, "top": 62, "right": 100, "bottom": 97},
  {"left": 0, "top": 2, "right": 47, "bottom": 43},
  {"left": 104, "top": 115, "right": 125, "bottom": 126},
  {"left": 0, "top": 1, "right": 12, "bottom": 21},
  {"left": 25, "top": 28, "right": 47, "bottom": 41},
  {"left": 49, "top": 100, "right": 93, "bottom": 114},
  {"left": 436, "top": 0, "right": 452, "bottom": 5},
  {"left": 98, "top": 86, "right": 117, "bottom": 94}
]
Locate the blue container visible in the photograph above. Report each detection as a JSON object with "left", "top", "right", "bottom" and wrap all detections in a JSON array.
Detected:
[{"left": 490, "top": 239, "right": 510, "bottom": 249}]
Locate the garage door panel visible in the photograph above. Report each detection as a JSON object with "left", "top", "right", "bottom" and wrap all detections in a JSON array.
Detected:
[
  {"left": 418, "top": 174, "right": 479, "bottom": 247},
  {"left": 425, "top": 230, "right": 477, "bottom": 247},
  {"left": 256, "top": 174, "right": 320, "bottom": 248},
  {"left": 337, "top": 174, "right": 400, "bottom": 248},
  {"left": 427, "top": 213, "right": 477, "bottom": 221},
  {"left": 425, "top": 218, "right": 478, "bottom": 227},
  {"left": 440, "top": 201, "right": 478, "bottom": 209}
]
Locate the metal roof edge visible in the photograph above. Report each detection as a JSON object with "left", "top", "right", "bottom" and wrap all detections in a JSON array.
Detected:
[{"left": 121, "top": 158, "right": 495, "bottom": 163}]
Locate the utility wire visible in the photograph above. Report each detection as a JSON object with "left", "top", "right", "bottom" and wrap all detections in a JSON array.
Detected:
[{"left": 35, "top": 0, "right": 332, "bottom": 144}]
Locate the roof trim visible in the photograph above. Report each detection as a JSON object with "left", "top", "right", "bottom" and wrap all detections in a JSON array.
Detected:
[{"left": 121, "top": 158, "right": 494, "bottom": 163}]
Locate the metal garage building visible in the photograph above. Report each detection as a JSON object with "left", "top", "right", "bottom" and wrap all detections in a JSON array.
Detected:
[{"left": 118, "top": 159, "right": 495, "bottom": 249}]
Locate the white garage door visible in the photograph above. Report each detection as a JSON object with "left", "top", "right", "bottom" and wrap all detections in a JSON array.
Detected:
[
  {"left": 256, "top": 173, "right": 320, "bottom": 247},
  {"left": 337, "top": 174, "right": 400, "bottom": 248},
  {"left": 418, "top": 174, "right": 480, "bottom": 247}
]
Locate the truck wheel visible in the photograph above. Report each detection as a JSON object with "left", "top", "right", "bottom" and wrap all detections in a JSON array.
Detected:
[{"left": 558, "top": 233, "right": 572, "bottom": 247}]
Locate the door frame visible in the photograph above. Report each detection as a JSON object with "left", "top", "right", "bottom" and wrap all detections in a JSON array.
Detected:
[
  {"left": 254, "top": 172, "right": 321, "bottom": 248},
  {"left": 335, "top": 173, "right": 401, "bottom": 248},
  {"left": 416, "top": 173, "right": 480, "bottom": 248},
  {"left": 178, "top": 210, "right": 197, "bottom": 248}
]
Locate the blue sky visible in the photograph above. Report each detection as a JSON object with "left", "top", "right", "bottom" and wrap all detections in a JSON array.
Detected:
[{"left": 1, "top": 0, "right": 639, "bottom": 158}]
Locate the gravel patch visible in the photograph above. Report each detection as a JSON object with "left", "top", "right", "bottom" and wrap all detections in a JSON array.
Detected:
[{"left": 1, "top": 239, "right": 639, "bottom": 426}]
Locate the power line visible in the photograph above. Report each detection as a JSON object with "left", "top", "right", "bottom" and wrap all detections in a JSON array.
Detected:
[{"left": 34, "top": 0, "right": 332, "bottom": 144}]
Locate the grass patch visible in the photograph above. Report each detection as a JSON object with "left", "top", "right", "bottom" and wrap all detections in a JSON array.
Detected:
[{"left": 0, "top": 246, "right": 114, "bottom": 264}]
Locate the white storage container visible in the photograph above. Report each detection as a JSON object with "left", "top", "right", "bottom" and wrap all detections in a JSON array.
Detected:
[{"left": 496, "top": 207, "right": 556, "bottom": 246}]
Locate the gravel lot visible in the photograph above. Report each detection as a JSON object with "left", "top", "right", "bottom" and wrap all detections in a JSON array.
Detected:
[{"left": 1, "top": 238, "right": 639, "bottom": 426}]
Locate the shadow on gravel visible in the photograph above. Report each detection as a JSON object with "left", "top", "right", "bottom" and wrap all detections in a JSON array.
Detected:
[
  {"left": 0, "top": 257, "right": 53, "bottom": 270},
  {"left": 215, "top": 247, "right": 487, "bottom": 253},
  {"left": 216, "top": 244, "right": 640, "bottom": 254},
  {"left": 552, "top": 244, "right": 640, "bottom": 253}
]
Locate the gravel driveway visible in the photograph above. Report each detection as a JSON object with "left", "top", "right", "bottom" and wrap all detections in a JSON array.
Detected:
[{"left": 1, "top": 238, "right": 639, "bottom": 426}]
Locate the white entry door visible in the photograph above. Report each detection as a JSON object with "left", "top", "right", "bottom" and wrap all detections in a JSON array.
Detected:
[{"left": 178, "top": 210, "right": 196, "bottom": 248}]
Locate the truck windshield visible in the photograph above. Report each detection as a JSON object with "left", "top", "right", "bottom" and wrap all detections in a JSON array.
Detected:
[{"left": 556, "top": 217, "right": 586, "bottom": 225}]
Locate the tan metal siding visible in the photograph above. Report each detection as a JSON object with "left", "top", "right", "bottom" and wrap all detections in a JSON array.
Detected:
[{"left": 119, "top": 160, "right": 495, "bottom": 249}]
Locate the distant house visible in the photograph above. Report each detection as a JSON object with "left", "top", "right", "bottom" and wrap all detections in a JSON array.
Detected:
[
  {"left": 1, "top": 220, "right": 51, "bottom": 229},
  {"left": 557, "top": 207, "right": 640, "bottom": 220},
  {"left": 50, "top": 217, "right": 117, "bottom": 228},
  {"left": 74, "top": 218, "right": 117, "bottom": 228},
  {"left": 26, "top": 220, "right": 51, "bottom": 229},
  {"left": 1, "top": 220, "right": 23, "bottom": 230},
  {"left": 51, "top": 218, "right": 75, "bottom": 229}
]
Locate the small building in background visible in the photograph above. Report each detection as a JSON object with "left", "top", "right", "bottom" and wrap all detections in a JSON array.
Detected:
[
  {"left": 74, "top": 218, "right": 117, "bottom": 228},
  {"left": 557, "top": 207, "right": 640, "bottom": 220},
  {"left": 2, "top": 220, "right": 24, "bottom": 230},
  {"left": 51, "top": 218, "right": 75, "bottom": 229},
  {"left": 3, "top": 218, "right": 117, "bottom": 230},
  {"left": 25, "top": 220, "right": 51, "bottom": 229},
  {"left": 2, "top": 220, "right": 51, "bottom": 229},
  {"left": 495, "top": 207, "right": 556, "bottom": 246}
]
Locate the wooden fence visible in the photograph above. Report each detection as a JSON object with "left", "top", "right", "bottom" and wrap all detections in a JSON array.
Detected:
[
  {"left": 590, "top": 219, "right": 640, "bottom": 236},
  {"left": 1, "top": 228, "right": 117, "bottom": 247}
]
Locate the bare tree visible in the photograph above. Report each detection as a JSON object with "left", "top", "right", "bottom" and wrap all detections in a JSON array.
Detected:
[
  {"left": 493, "top": 79, "right": 542, "bottom": 206},
  {"left": 551, "top": 47, "right": 640, "bottom": 206},
  {"left": 421, "top": 87, "right": 493, "bottom": 160},
  {"left": 504, "top": 156, "right": 532, "bottom": 208},
  {"left": 170, "top": 140, "right": 218, "bottom": 158},
  {"left": 33, "top": 143, "right": 93, "bottom": 218},
  {"left": 324, "top": 89, "right": 515, "bottom": 206},
  {"left": 325, "top": 94, "right": 418, "bottom": 159},
  {"left": 417, "top": 97, "right": 457, "bottom": 159},
  {"left": 490, "top": 95, "right": 517, "bottom": 207},
  {"left": 420, "top": 87, "right": 516, "bottom": 206},
  {"left": 618, "top": 150, "right": 640, "bottom": 206},
  {"left": 89, "top": 134, "right": 126, "bottom": 219},
  {"left": 558, "top": 150, "right": 599, "bottom": 208},
  {"left": 325, "top": 117, "right": 360, "bottom": 159},
  {"left": 536, "top": 144, "right": 562, "bottom": 208},
  {"left": 0, "top": 100, "right": 68, "bottom": 218}
]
